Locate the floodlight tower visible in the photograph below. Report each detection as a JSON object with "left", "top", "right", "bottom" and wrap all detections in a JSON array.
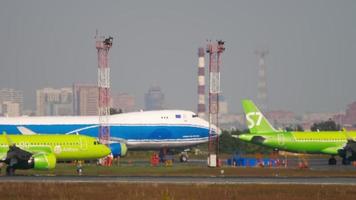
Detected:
[
  {"left": 96, "top": 31, "right": 113, "bottom": 146},
  {"left": 197, "top": 47, "right": 206, "bottom": 119},
  {"left": 206, "top": 40, "right": 225, "bottom": 167},
  {"left": 255, "top": 50, "right": 269, "bottom": 111}
]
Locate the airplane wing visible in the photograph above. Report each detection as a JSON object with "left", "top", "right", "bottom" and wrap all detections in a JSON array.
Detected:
[
  {"left": 320, "top": 146, "right": 342, "bottom": 155},
  {"left": 0, "top": 152, "right": 6, "bottom": 161},
  {"left": 321, "top": 140, "right": 356, "bottom": 160},
  {"left": 343, "top": 130, "right": 356, "bottom": 151},
  {"left": 110, "top": 137, "right": 128, "bottom": 144},
  {"left": 17, "top": 126, "right": 37, "bottom": 135},
  {"left": 343, "top": 140, "right": 356, "bottom": 155}
]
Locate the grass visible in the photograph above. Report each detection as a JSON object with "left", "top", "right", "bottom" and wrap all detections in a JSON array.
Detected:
[
  {"left": 0, "top": 182, "right": 356, "bottom": 200},
  {"left": 1, "top": 157, "right": 356, "bottom": 200},
  {"left": 2, "top": 162, "right": 356, "bottom": 177}
]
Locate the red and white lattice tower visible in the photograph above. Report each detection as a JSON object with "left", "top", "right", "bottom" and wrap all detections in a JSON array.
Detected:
[
  {"left": 96, "top": 32, "right": 113, "bottom": 145},
  {"left": 197, "top": 47, "right": 206, "bottom": 119},
  {"left": 206, "top": 40, "right": 225, "bottom": 167}
]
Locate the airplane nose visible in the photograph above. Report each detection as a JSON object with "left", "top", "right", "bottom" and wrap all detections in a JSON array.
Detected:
[
  {"left": 199, "top": 117, "right": 222, "bottom": 136},
  {"left": 101, "top": 145, "right": 111, "bottom": 157},
  {"left": 209, "top": 124, "right": 221, "bottom": 135}
]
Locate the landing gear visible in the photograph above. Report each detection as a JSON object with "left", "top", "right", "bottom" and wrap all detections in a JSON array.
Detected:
[
  {"left": 342, "top": 157, "right": 351, "bottom": 165},
  {"left": 179, "top": 152, "right": 189, "bottom": 162},
  {"left": 328, "top": 156, "right": 337, "bottom": 165},
  {"left": 6, "top": 166, "right": 15, "bottom": 176},
  {"left": 159, "top": 148, "right": 174, "bottom": 163}
]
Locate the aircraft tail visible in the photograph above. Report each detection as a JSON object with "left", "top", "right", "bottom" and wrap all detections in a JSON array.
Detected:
[{"left": 242, "top": 99, "right": 277, "bottom": 134}]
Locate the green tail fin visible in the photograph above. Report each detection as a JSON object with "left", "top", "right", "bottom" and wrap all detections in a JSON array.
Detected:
[{"left": 241, "top": 99, "right": 277, "bottom": 134}]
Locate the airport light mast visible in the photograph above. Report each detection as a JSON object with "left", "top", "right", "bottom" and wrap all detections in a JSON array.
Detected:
[
  {"left": 96, "top": 31, "right": 113, "bottom": 147},
  {"left": 206, "top": 40, "right": 225, "bottom": 167}
]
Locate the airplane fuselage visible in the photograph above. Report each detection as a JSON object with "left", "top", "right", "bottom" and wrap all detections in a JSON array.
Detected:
[
  {"left": 240, "top": 131, "right": 356, "bottom": 155},
  {"left": 0, "top": 134, "right": 110, "bottom": 160},
  {"left": 0, "top": 110, "right": 212, "bottom": 150}
]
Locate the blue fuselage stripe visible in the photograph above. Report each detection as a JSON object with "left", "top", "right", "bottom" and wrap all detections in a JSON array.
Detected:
[{"left": 0, "top": 124, "right": 209, "bottom": 141}]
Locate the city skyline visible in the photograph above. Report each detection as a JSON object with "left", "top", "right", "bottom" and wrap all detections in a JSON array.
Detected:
[
  {"left": 0, "top": 1, "right": 355, "bottom": 114},
  {"left": 2, "top": 85, "right": 356, "bottom": 131}
]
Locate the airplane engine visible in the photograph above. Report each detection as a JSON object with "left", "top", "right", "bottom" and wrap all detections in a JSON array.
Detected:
[
  {"left": 338, "top": 140, "right": 356, "bottom": 165},
  {"left": 5, "top": 145, "right": 56, "bottom": 173},
  {"left": 109, "top": 143, "right": 127, "bottom": 157},
  {"left": 345, "top": 140, "right": 356, "bottom": 161},
  {"left": 30, "top": 153, "right": 57, "bottom": 170}
]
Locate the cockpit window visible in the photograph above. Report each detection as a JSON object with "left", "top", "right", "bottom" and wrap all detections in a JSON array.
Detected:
[
  {"left": 192, "top": 114, "right": 198, "bottom": 118},
  {"left": 94, "top": 141, "right": 102, "bottom": 145}
]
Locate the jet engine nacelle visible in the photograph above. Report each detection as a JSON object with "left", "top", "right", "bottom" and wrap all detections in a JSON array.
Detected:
[
  {"left": 109, "top": 143, "right": 127, "bottom": 157},
  {"left": 31, "top": 153, "right": 57, "bottom": 170},
  {"left": 5, "top": 146, "right": 56, "bottom": 170}
]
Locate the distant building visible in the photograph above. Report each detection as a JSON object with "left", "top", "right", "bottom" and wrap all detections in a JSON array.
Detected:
[
  {"left": 112, "top": 93, "right": 135, "bottom": 113},
  {"left": 332, "top": 101, "right": 356, "bottom": 128},
  {"left": 36, "top": 87, "right": 73, "bottom": 116},
  {"left": 343, "top": 102, "right": 356, "bottom": 126},
  {"left": 73, "top": 84, "right": 98, "bottom": 116},
  {"left": 1, "top": 101, "right": 20, "bottom": 117},
  {"left": 0, "top": 88, "right": 23, "bottom": 115},
  {"left": 266, "top": 110, "right": 297, "bottom": 130},
  {"left": 144, "top": 86, "right": 164, "bottom": 111}
]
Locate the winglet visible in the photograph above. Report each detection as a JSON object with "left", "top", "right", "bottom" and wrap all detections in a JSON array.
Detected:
[{"left": 2, "top": 131, "right": 13, "bottom": 146}]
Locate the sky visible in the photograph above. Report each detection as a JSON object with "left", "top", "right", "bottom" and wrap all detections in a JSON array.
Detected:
[{"left": 0, "top": 0, "right": 355, "bottom": 114}]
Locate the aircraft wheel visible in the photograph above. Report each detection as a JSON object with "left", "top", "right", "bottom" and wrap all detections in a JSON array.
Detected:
[
  {"left": 180, "top": 154, "right": 188, "bottom": 163},
  {"left": 328, "top": 157, "right": 337, "bottom": 165},
  {"left": 6, "top": 166, "right": 15, "bottom": 176},
  {"left": 342, "top": 158, "right": 351, "bottom": 165}
]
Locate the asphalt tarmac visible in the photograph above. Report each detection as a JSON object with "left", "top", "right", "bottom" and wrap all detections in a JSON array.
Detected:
[{"left": 1, "top": 175, "right": 356, "bottom": 185}]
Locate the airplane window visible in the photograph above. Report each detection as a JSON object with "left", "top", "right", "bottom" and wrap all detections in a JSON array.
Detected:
[{"left": 192, "top": 114, "right": 198, "bottom": 118}]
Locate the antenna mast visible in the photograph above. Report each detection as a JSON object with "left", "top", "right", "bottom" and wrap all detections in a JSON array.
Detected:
[
  {"left": 96, "top": 31, "right": 113, "bottom": 146},
  {"left": 206, "top": 40, "right": 225, "bottom": 167}
]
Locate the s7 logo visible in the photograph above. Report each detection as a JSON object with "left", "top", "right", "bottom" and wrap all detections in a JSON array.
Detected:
[{"left": 246, "top": 112, "right": 263, "bottom": 129}]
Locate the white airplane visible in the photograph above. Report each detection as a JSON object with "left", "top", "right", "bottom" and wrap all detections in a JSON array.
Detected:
[{"left": 0, "top": 110, "right": 218, "bottom": 161}]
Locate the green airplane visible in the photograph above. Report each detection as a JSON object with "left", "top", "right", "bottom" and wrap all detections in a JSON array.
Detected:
[
  {"left": 0, "top": 133, "right": 111, "bottom": 175},
  {"left": 237, "top": 100, "right": 356, "bottom": 165}
]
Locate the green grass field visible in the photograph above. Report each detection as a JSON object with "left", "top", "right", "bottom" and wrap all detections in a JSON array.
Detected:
[{"left": 2, "top": 162, "right": 356, "bottom": 177}]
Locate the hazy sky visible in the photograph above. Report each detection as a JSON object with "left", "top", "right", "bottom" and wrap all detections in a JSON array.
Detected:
[{"left": 0, "top": 0, "right": 355, "bottom": 114}]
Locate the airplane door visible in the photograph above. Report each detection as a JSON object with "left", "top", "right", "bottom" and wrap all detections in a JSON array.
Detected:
[
  {"left": 183, "top": 114, "right": 187, "bottom": 122},
  {"left": 278, "top": 134, "right": 285, "bottom": 146},
  {"left": 80, "top": 137, "right": 87, "bottom": 150}
]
